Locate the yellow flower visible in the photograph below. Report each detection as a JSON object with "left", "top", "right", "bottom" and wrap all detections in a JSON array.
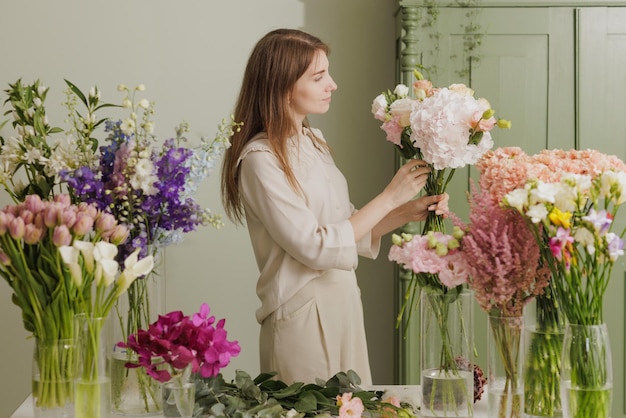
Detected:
[{"left": 548, "top": 207, "right": 572, "bottom": 229}]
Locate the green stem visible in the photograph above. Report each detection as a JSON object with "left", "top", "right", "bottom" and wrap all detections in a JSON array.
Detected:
[{"left": 523, "top": 290, "right": 564, "bottom": 416}]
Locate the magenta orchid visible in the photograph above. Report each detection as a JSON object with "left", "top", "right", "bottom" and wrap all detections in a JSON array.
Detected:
[{"left": 119, "top": 303, "right": 241, "bottom": 383}]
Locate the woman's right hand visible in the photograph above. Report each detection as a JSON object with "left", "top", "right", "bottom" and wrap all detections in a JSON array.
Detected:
[{"left": 382, "top": 159, "right": 431, "bottom": 209}]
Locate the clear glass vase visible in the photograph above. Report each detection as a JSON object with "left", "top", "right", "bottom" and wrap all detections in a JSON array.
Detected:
[
  {"left": 74, "top": 314, "right": 111, "bottom": 418},
  {"left": 111, "top": 269, "right": 164, "bottom": 415},
  {"left": 31, "top": 339, "right": 75, "bottom": 418},
  {"left": 420, "top": 287, "right": 474, "bottom": 417},
  {"left": 161, "top": 366, "right": 196, "bottom": 418},
  {"left": 523, "top": 290, "right": 565, "bottom": 417},
  {"left": 488, "top": 314, "right": 524, "bottom": 418},
  {"left": 560, "top": 323, "right": 612, "bottom": 418}
]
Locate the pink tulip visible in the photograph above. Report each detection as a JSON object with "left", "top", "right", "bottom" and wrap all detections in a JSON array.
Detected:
[
  {"left": 53, "top": 225, "right": 72, "bottom": 247},
  {"left": 24, "top": 224, "right": 44, "bottom": 245},
  {"left": 9, "top": 217, "right": 25, "bottom": 240}
]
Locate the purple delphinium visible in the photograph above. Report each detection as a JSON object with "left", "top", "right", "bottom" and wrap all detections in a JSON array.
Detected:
[{"left": 63, "top": 120, "right": 210, "bottom": 262}]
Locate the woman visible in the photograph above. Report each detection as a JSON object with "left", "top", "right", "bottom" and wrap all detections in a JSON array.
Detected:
[{"left": 221, "top": 28, "right": 448, "bottom": 384}]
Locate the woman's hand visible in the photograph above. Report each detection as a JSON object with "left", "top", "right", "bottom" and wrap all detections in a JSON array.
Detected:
[
  {"left": 382, "top": 159, "right": 431, "bottom": 210},
  {"left": 406, "top": 192, "right": 450, "bottom": 223}
]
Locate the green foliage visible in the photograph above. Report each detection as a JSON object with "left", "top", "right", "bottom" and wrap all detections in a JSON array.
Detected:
[{"left": 194, "top": 370, "right": 418, "bottom": 418}]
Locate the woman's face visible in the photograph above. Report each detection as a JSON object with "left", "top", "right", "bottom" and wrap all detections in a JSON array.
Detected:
[{"left": 289, "top": 49, "right": 337, "bottom": 124}]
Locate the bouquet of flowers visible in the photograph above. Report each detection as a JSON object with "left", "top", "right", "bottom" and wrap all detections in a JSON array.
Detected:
[
  {"left": 119, "top": 303, "right": 241, "bottom": 417},
  {"left": 0, "top": 193, "right": 152, "bottom": 413},
  {"left": 371, "top": 69, "right": 511, "bottom": 321},
  {"left": 62, "top": 82, "right": 237, "bottom": 413},
  {"left": 1, "top": 78, "right": 238, "bottom": 414},
  {"left": 500, "top": 148, "right": 626, "bottom": 417},
  {"left": 389, "top": 228, "right": 477, "bottom": 416},
  {"left": 458, "top": 184, "right": 550, "bottom": 418}
]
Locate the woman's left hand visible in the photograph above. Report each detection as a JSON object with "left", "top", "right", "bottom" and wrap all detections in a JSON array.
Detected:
[{"left": 408, "top": 193, "right": 449, "bottom": 222}]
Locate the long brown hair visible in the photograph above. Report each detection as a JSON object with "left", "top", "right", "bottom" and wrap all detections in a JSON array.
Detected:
[{"left": 221, "top": 29, "right": 330, "bottom": 224}]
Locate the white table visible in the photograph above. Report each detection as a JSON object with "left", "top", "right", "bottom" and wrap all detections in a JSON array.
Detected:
[{"left": 12, "top": 386, "right": 489, "bottom": 417}]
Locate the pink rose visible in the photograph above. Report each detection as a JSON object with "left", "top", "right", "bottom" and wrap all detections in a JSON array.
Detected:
[{"left": 413, "top": 79, "right": 434, "bottom": 99}]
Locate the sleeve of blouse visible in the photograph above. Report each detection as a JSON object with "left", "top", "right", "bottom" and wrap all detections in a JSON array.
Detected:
[{"left": 240, "top": 148, "right": 359, "bottom": 271}]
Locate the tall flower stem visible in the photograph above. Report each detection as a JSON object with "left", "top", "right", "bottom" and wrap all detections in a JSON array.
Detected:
[
  {"left": 561, "top": 324, "right": 612, "bottom": 418},
  {"left": 112, "top": 274, "right": 162, "bottom": 413},
  {"left": 32, "top": 339, "right": 75, "bottom": 411},
  {"left": 75, "top": 314, "right": 110, "bottom": 418},
  {"left": 523, "top": 283, "right": 564, "bottom": 416},
  {"left": 421, "top": 288, "right": 473, "bottom": 417},
  {"left": 489, "top": 315, "right": 523, "bottom": 418}
]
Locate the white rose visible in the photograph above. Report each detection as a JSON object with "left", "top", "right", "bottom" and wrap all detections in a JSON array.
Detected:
[
  {"left": 393, "top": 83, "right": 409, "bottom": 97},
  {"left": 371, "top": 94, "right": 387, "bottom": 115},
  {"left": 448, "top": 83, "right": 474, "bottom": 96}
]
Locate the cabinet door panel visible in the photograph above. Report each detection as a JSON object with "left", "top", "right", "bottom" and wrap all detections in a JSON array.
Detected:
[{"left": 578, "top": 7, "right": 626, "bottom": 415}]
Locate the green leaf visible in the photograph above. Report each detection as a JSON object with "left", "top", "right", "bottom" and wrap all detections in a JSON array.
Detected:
[
  {"left": 294, "top": 392, "right": 318, "bottom": 413},
  {"left": 253, "top": 372, "right": 277, "bottom": 385},
  {"left": 64, "top": 79, "right": 88, "bottom": 107},
  {"left": 271, "top": 382, "right": 304, "bottom": 399}
]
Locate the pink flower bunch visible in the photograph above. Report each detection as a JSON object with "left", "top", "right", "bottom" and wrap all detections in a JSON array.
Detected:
[
  {"left": 476, "top": 146, "right": 626, "bottom": 204},
  {"left": 458, "top": 185, "right": 550, "bottom": 317},
  {"left": 0, "top": 194, "right": 128, "bottom": 249},
  {"left": 371, "top": 71, "right": 510, "bottom": 169},
  {"left": 388, "top": 229, "right": 470, "bottom": 289},
  {"left": 120, "top": 302, "right": 241, "bottom": 382}
]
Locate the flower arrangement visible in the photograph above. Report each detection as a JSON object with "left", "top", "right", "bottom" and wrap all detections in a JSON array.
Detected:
[
  {"left": 371, "top": 69, "right": 511, "bottom": 322},
  {"left": 485, "top": 146, "right": 626, "bottom": 325},
  {"left": 119, "top": 303, "right": 241, "bottom": 383},
  {"left": 120, "top": 303, "right": 241, "bottom": 417},
  {"left": 1, "top": 78, "right": 238, "bottom": 414},
  {"left": 499, "top": 148, "right": 626, "bottom": 418},
  {"left": 458, "top": 184, "right": 551, "bottom": 418},
  {"left": 389, "top": 228, "right": 478, "bottom": 416},
  {"left": 0, "top": 193, "right": 150, "bottom": 412},
  {"left": 194, "top": 369, "right": 417, "bottom": 418}
]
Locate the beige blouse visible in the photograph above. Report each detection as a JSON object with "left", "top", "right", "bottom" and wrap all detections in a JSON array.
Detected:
[{"left": 237, "top": 127, "right": 380, "bottom": 323}]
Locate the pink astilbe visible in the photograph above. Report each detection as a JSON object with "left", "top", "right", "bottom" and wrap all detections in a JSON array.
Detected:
[{"left": 458, "top": 185, "right": 550, "bottom": 316}]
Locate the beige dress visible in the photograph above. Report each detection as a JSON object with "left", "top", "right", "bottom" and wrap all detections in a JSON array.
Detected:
[{"left": 237, "top": 127, "right": 380, "bottom": 384}]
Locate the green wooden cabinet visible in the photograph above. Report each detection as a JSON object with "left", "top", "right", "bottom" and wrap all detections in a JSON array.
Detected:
[{"left": 395, "top": 3, "right": 626, "bottom": 415}]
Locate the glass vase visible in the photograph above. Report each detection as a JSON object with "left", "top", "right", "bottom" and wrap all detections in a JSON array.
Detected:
[
  {"left": 74, "top": 314, "right": 111, "bottom": 418},
  {"left": 111, "top": 270, "right": 164, "bottom": 415},
  {"left": 523, "top": 290, "right": 565, "bottom": 417},
  {"left": 488, "top": 314, "right": 524, "bottom": 418},
  {"left": 161, "top": 366, "right": 196, "bottom": 418},
  {"left": 560, "top": 323, "right": 612, "bottom": 418},
  {"left": 31, "top": 339, "right": 75, "bottom": 418},
  {"left": 420, "top": 288, "right": 474, "bottom": 417}
]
